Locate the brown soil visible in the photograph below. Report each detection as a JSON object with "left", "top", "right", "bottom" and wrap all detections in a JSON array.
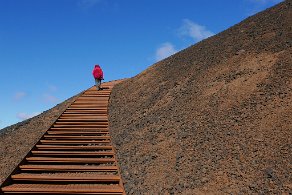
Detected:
[
  {"left": 108, "top": 1, "right": 292, "bottom": 194},
  {"left": 0, "top": 1, "right": 291, "bottom": 194}
]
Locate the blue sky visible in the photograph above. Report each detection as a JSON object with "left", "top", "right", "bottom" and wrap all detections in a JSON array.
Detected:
[{"left": 0, "top": 0, "right": 283, "bottom": 129}]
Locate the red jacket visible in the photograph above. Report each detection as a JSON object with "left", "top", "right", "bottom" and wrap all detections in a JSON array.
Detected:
[{"left": 92, "top": 65, "right": 104, "bottom": 79}]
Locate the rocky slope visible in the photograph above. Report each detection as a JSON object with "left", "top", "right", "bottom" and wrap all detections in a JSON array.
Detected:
[
  {"left": 0, "top": 1, "right": 291, "bottom": 194},
  {"left": 109, "top": 1, "right": 291, "bottom": 194}
]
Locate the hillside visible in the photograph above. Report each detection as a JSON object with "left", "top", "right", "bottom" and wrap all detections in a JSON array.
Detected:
[
  {"left": 109, "top": 1, "right": 291, "bottom": 194},
  {"left": 0, "top": 1, "right": 291, "bottom": 194}
]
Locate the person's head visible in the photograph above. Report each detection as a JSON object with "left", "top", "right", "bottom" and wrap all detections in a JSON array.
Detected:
[{"left": 95, "top": 64, "right": 100, "bottom": 68}]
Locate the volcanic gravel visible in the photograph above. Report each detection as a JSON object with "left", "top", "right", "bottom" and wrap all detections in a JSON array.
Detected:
[
  {"left": 0, "top": 93, "right": 80, "bottom": 184},
  {"left": 109, "top": 1, "right": 292, "bottom": 194},
  {"left": 0, "top": 1, "right": 291, "bottom": 194}
]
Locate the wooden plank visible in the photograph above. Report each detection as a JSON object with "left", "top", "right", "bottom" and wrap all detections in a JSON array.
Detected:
[
  {"left": 2, "top": 184, "right": 123, "bottom": 194},
  {"left": 36, "top": 145, "right": 113, "bottom": 150},
  {"left": 47, "top": 131, "right": 109, "bottom": 135},
  {"left": 31, "top": 150, "right": 114, "bottom": 156},
  {"left": 44, "top": 135, "right": 110, "bottom": 139},
  {"left": 26, "top": 157, "right": 115, "bottom": 163},
  {"left": 19, "top": 165, "right": 118, "bottom": 172},
  {"left": 40, "top": 140, "right": 111, "bottom": 145},
  {"left": 12, "top": 173, "right": 121, "bottom": 182}
]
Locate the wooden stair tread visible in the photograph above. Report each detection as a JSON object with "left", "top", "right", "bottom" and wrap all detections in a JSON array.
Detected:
[
  {"left": 20, "top": 165, "right": 118, "bottom": 171},
  {"left": 2, "top": 184, "right": 123, "bottom": 193},
  {"left": 12, "top": 173, "right": 120, "bottom": 181},
  {"left": 31, "top": 150, "right": 114, "bottom": 155},
  {"left": 26, "top": 157, "right": 115, "bottom": 163},
  {"left": 44, "top": 135, "right": 110, "bottom": 139},
  {"left": 36, "top": 145, "right": 113, "bottom": 150},
  {"left": 47, "top": 131, "right": 109, "bottom": 135},
  {"left": 40, "top": 140, "right": 110, "bottom": 144}
]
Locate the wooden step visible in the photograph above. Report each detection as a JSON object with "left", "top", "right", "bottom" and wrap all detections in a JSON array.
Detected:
[
  {"left": 73, "top": 102, "right": 109, "bottom": 105},
  {"left": 67, "top": 105, "right": 108, "bottom": 107},
  {"left": 49, "top": 127, "right": 109, "bottom": 131},
  {"left": 2, "top": 184, "right": 124, "bottom": 194},
  {"left": 54, "top": 122, "right": 109, "bottom": 125},
  {"left": 40, "top": 140, "right": 111, "bottom": 144},
  {"left": 66, "top": 107, "right": 108, "bottom": 110},
  {"left": 75, "top": 97, "right": 109, "bottom": 100},
  {"left": 57, "top": 118, "right": 108, "bottom": 121},
  {"left": 31, "top": 151, "right": 114, "bottom": 156},
  {"left": 60, "top": 115, "right": 107, "bottom": 119},
  {"left": 55, "top": 121, "right": 108, "bottom": 124},
  {"left": 83, "top": 93, "right": 110, "bottom": 95},
  {"left": 73, "top": 100, "right": 109, "bottom": 103},
  {"left": 36, "top": 145, "right": 113, "bottom": 150},
  {"left": 71, "top": 103, "right": 109, "bottom": 106},
  {"left": 47, "top": 131, "right": 109, "bottom": 135},
  {"left": 73, "top": 95, "right": 110, "bottom": 98},
  {"left": 19, "top": 165, "right": 118, "bottom": 172},
  {"left": 69, "top": 106, "right": 108, "bottom": 109},
  {"left": 26, "top": 157, "right": 115, "bottom": 163},
  {"left": 61, "top": 113, "right": 108, "bottom": 116},
  {"left": 44, "top": 135, "right": 110, "bottom": 140},
  {"left": 64, "top": 110, "right": 108, "bottom": 114},
  {"left": 53, "top": 125, "right": 108, "bottom": 128},
  {"left": 11, "top": 173, "right": 120, "bottom": 182}
]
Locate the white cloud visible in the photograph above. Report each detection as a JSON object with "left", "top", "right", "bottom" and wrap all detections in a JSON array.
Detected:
[
  {"left": 78, "top": 0, "right": 102, "bottom": 9},
  {"left": 179, "top": 19, "right": 214, "bottom": 42},
  {"left": 42, "top": 94, "right": 59, "bottom": 103},
  {"left": 153, "top": 19, "right": 214, "bottom": 62},
  {"left": 13, "top": 92, "right": 27, "bottom": 101},
  {"left": 155, "top": 42, "right": 177, "bottom": 61},
  {"left": 16, "top": 112, "right": 40, "bottom": 120}
]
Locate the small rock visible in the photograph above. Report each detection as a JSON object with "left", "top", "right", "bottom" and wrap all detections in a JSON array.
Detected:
[{"left": 236, "top": 49, "right": 246, "bottom": 55}]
